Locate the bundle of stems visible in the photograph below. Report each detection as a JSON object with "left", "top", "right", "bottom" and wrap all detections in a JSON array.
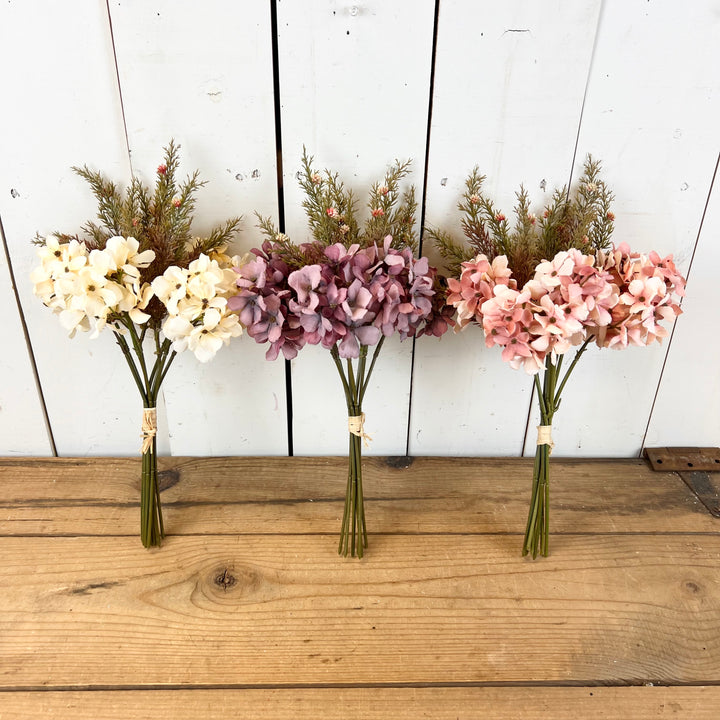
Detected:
[
  {"left": 330, "top": 339, "right": 385, "bottom": 558},
  {"left": 524, "top": 339, "right": 591, "bottom": 558},
  {"left": 113, "top": 318, "right": 176, "bottom": 548}
]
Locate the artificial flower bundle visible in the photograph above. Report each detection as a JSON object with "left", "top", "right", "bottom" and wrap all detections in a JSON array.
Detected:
[
  {"left": 230, "top": 151, "right": 451, "bottom": 557},
  {"left": 31, "top": 141, "right": 242, "bottom": 547},
  {"left": 30, "top": 144, "right": 687, "bottom": 563},
  {"left": 432, "top": 157, "right": 686, "bottom": 558}
]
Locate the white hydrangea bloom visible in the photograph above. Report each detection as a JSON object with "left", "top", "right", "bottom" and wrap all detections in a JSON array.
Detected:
[
  {"left": 30, "top": 235, "right": 155, "bottom": 338},
  {"left": 154, "top": 253, "right": 242, "bottom": 362},
  {"left": 151, "top": 266, "right": 189, "bottom": 314}
]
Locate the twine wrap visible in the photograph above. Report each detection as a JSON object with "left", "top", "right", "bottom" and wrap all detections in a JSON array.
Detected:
[
  {"left": 140, "top": 407, "right": 158, "bottom": 454},
  {"left": 536, "top": 424, "right": 554, "bottom": 454},
  {"left": 348, "top": 413, "right": 372, "bottom": 448}
]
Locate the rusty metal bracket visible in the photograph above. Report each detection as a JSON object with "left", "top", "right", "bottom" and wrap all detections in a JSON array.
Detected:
[
  {"left": 644, "top": 447, "right": 720, "bottom": 518},
  {"left": 644, "top": 446, "right": 720, "bottom": 471}
]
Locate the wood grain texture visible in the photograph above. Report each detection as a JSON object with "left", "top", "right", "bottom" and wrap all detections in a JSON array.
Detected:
[
  {"left": 1, "top": 533, "right": 719, "bottom": 687},
  {"left": 0, "top": 457, "right": 714, "bottom": 536},
  {"left": 1, "top": 457, "right": 717, "bottom": 715},
  {"left": 107, "top": 1, "right": 288, "bottom": 456},
  {"left": 410, "top": 0, "right": 602, "bottom": 456},
  {"left": 1, "top": 687, "right": 718, "bottom": 720}
]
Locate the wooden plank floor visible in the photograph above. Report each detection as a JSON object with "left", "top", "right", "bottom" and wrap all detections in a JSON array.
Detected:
[{"left": 0, "top": 457, "right": 718, "bottom": 718}]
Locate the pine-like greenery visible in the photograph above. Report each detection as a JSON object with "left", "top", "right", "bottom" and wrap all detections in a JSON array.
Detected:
[
  {"left": 257, "top": 148, "right": 418, "bottom": 266},
  {"left": 429, "top": 155, "right": 615, "bottom": 287},
  {"left": 43, "top": 140, "right": 241, "bottom": 320}
]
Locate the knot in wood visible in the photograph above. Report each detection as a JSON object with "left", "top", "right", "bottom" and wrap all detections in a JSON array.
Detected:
[
  {"left": 385, "top": 455, "right": 414, "bottom": 469},
  {"left": 214, "top": 568, "right": 237, "bottom": 590},
  {"left": 157, "top": 469, "right": 180, "bottom": 492}
]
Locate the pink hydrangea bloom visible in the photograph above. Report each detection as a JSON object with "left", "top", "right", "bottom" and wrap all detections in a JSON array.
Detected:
[{"left": 447, "top": 244, "right": 685, "bottom": 374}]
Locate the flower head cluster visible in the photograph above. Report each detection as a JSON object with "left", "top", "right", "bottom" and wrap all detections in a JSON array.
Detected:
[
  {"left": 31, "top": 235, "right": 154, "bottom": 337},
  {"left": 31, "top": 142, "right": 245, "bottom": 363},
  {"left": 597, "top": 243, "right": 685, "bottom": 350},
  {"left": 230, "top": 235, "right": 450, "bottom": 360},
  {"left": 235, "top": 151, "right": 452, "bottom": 361},
  {"left": 447, "top": 245, "right": 685, "bottom": 374},
  {"left": 438, "top": 156, "right": 686, "bottom": 374},
  {"left": 31, "top": 235, "right": 244, "bottom": 363},
  {"left": 151, "top": 254, "right": 243, "bottom": 362}
]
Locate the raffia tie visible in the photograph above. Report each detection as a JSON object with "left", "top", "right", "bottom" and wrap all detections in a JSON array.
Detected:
[
  {"left": 536, "top": 424, "right": 554, "bottom": 454},
  {"left": 348, "top": 413, "right": 372, "bottom": 448},
  {"left": 140, "top": 408, "right": 157, "bottom": 454}
]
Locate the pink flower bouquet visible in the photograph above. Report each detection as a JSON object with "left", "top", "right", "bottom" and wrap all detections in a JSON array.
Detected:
[
  {"left": 31, "top": 142, "right": 243, "bottom": 547},
  {"left": 432, "top": 157, "right": 686, "bottom": 557},
  {"left": 231, "top": 151, "right": 451, "bottom": 557}
]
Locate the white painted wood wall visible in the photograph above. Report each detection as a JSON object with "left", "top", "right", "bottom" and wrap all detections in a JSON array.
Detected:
[{"left": 0, "top": 0, "right": 717, "bottom": 458}]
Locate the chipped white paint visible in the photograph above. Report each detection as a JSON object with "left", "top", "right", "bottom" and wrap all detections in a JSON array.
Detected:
[
  {"left": 411, "top": 0, "right": 602, "bottom": 456},
  {"left": 0, "top": 0, "right": 718, "bottom": 457},
  {"left": 0, "top": 0, "right": 148, "bottom": 456},
  {"left": 277, "top": 0, "right": 436, "bottom": 455},
  {"left": 108, "top": 0, "right": 287, "bottom": 455},
  {"left": 536, "top": 0, "right": 720, "bottom": 457}
]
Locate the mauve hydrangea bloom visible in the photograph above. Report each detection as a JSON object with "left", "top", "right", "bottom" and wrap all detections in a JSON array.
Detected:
[{"left": 230, "top": 235, "right": 451, "bottom": 361}]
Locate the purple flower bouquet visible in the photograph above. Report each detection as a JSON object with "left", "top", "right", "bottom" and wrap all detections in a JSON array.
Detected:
[{"left": 230, "top": 151, "right": 451, "bottom": 557}]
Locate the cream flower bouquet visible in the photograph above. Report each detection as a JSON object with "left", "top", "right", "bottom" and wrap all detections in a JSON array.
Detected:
[{"left": 31, "top": 142, "right": 243, "bottom": 547}]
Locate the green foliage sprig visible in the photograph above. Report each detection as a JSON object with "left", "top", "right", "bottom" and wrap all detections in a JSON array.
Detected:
[
  {"left": 429, "top": 155, "right": 615, "bottom": 287},
  {"left": 43, "top": 140, "right": 242, "bottom": 303},
  {"left": 257, "top": 148, "right": 418, "bottom": 262}
]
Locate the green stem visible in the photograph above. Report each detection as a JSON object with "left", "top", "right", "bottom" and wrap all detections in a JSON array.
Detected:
[
  {"left": 331, "top": 342, "right": 378, "bottom": 558},
  {"left": 113, "top": 331, "right": 148, "bottom": 403},
  {"left": 149, "top": 326, "right": 163, "bottom": 386},
  {"left": 117, "top": 318, "right": 169, "bottom": 549},
  {"left": 533, "top": 373, "right": 548, "bottom": 420},
  {"left": 360, "top": 337, "right": 385, "bottom": 400},
  {"left": 152, "top": 346, "right": 177, "bottom": 398},
  {"left": 330, "top": 344, "right": 352, "bottom": 399},
  {"left": 126, "top": 321, "right": 151, "bottom": 392},
  {"left": 523, "top": 342, "right": 593, "bottom": 559},
  {"left": 346, "top": 358, "right": 357, "bottom": 402},
  {"left": 553, "top": 338, "right": 592, "bottom": 408},
  {"left": 523, "top": 356, "right": 555, "bottom": 558},
  {"left": 356, "top": 344, "right": 368, "bottom": 402}
]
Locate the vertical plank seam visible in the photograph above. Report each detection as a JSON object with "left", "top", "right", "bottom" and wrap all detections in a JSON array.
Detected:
[
  {"left": 520, "top": 0, "right": 605, "bottom": 458},
  {"left": 417, "top": 0, "right": 441, "bottom": 258},
  {"left": 566, "top": 0, "right": 605, "bottom": 192},
  {"left": 639, "top": 151, "right": 720, "bottom": 454},
  {"left": 105, "top": 0, "right": 163, "bottom": 455},
  {"left": 104, "top": 0, "right": 132, "bottom": 170},
  {"left": 0, "top": 213, "right": 57, "bottom": 455},
  {"left": 405, "top": 0, "right": 441, "bottom": 457},
  {"left": 270, "top": 0, "right": 293, "bottom": 457}
]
